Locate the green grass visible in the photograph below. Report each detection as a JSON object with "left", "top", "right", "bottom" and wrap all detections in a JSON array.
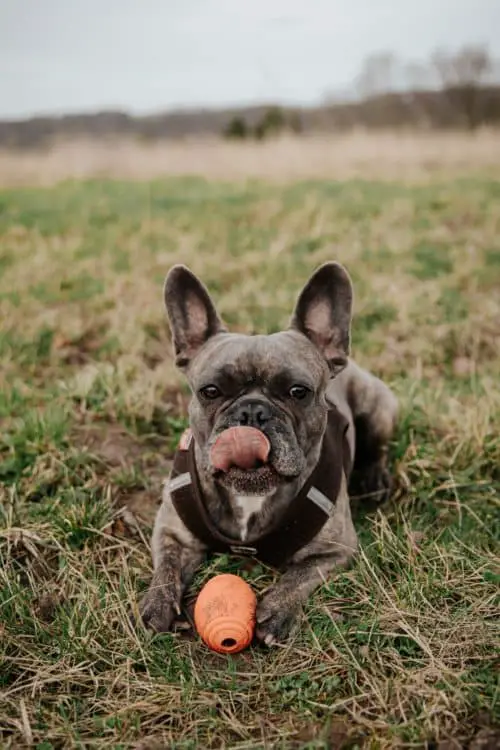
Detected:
[{"left": 1, "top": 174, "right": 499, "bottom": 749}]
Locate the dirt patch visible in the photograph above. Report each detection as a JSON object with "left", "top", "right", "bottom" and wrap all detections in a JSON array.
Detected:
[
  {"left": 468, "top": 727, "right": 500, "bottom": 750},
  {"left": 53, "top": 326, "right": 108, "bottom": 365},
  {"left": 435, "top": 721, "right": 500, "bottom": 750},
  {"left": 291, "top": 719, "right": 361, "bottom": 749},
  {"left": 72, "top": 422, "right": 172, "bottom": 526},
  {"left": 73, "top": 422, "right": 149, "bottom": 467},
  {"left": 117, "top": 489, "right": 162, "bottom": 527},
  {"left": 35, "top": 591, "right": 62, "bottom": 623}
]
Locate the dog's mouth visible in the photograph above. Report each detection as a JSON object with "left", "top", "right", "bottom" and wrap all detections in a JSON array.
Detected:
[
  {"left": 209, "top": 426, "right": 284, "bottom": 493},
  {"left": 214, "top": 462, "right": 282, "bottom": 494}
]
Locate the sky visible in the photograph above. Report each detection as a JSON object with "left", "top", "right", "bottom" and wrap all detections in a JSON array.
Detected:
[{"left": 0, "top": 0, "right": 499, "bottom": 119}]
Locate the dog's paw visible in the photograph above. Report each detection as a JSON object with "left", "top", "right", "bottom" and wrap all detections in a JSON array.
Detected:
[
  {"left": 255, "top": 588, "right": 300, "bottom": 646},
  {"left": 138, "top": 585, "right": 180, "bottom": 633}
]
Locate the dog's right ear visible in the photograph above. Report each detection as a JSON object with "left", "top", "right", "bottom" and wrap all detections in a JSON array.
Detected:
[{"left": 163, "top": 265, "right": 226, "bottom": 369}]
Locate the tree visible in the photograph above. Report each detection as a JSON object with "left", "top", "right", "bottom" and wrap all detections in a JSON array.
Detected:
[
  {"left": 431, "top": 45, "right": 493, "bottom": 129},
  {"left": 404, "top": 61, "right": 433, "bottom": 92},
  {"left": 356, "top": 52, "right": 399, "bottom": 98}
]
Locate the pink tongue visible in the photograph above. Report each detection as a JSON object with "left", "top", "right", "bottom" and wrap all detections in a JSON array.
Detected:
[{"left": 210, "top": 426, "right": 271, "bottom": 472}]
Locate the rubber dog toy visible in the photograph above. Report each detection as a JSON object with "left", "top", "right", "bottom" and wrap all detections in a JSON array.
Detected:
[{"left": 194, "top": 573, "right": 257, "bottom": 654}]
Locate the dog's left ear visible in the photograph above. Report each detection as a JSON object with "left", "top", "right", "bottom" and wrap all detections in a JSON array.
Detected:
[{"left": 290, "top": 262, "right": 353, "bottom": 375}]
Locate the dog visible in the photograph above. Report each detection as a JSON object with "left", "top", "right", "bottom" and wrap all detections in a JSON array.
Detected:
[{"left": 138, "top": 262, "right": 398, "bottom": 645}]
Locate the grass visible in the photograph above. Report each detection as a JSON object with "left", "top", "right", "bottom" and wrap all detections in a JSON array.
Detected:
[
  {"left": 2, "top": 130, "right": 500, "bottom": 187},
  {"left": 1, "top": 145, "right": 499, "bottom": 748}
]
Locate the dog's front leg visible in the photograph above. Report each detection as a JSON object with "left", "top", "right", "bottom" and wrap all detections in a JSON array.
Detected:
[
  {"left": 139, "top": 498, "right": 206, "bottom": 633},
  {"left": 256, "top": 547, "right": 356, "bottom": 646},
  {"left": 256, "top": 479, "right": 358, "bottom": 646},
  {"left": 255, "top": 552, "right": 350, "bottom": 646},
  {"left": 139, "top": 537, "right": 204, "bottom": 632}
]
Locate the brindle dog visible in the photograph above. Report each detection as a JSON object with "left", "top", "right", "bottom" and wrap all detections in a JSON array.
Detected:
[{"left": 138, "top": 262, "right": 398, "bottom": 645}]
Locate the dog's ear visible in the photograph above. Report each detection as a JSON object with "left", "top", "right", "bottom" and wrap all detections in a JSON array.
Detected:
[
  {"left": 164, "top": 265, "right": 226, "bottom": 368},
  {"left": 290, "top": 262, "right": 353, "bottom": 376}
]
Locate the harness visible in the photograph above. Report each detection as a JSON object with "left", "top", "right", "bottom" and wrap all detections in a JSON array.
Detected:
[{"left": 169, "top": 408, "right": 352, "bottom": 569}]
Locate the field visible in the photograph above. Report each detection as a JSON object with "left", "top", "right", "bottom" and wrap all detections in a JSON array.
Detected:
[{"left": 1, "top": 133, "right": 499, "bottom": 749}]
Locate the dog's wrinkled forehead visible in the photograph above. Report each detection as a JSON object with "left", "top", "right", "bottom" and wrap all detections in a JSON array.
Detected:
[{"left": 187, "top": 330, "right": 329, "bottom": 390}]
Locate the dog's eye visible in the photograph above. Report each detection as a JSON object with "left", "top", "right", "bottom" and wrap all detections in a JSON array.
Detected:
[
  {"left": 200, "top": 385, "right": 221, "bottom": 400},
  {"left": 289, "top": 385, "right": 310, "bottom": 400}
]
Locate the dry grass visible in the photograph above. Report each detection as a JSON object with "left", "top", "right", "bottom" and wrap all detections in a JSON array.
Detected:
[
  {"left": 1, "top": 129, "right": 500, "bottom": 187},
  {"left": 0, "top": 150, "right": 499, "bottom": 748}
]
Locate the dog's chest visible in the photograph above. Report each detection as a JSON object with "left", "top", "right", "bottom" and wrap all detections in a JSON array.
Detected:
[{"left": 233, "top": 495, "right": 268, "bottom": 540}]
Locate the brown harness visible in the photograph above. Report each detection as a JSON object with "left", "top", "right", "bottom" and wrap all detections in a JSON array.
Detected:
[{"left": 169, "top": 408, "right": 352, "bottom": 569}]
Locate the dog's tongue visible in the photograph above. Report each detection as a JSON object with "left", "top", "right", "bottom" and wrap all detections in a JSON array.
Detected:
[{"left": 210, "top": 426, "right": 271, "bottom": 472}]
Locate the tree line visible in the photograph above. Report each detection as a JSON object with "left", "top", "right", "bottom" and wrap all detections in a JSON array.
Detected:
[
  {"left": 1, "top": 44, "right": 499, "bottom": 149},
  {"left": 225, "top": 44, "right": 500, "bottom": 139}
]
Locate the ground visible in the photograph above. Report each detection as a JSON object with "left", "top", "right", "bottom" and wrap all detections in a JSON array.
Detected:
[{"left": 0, "top": 135, "right": 499, "bottom": 749}]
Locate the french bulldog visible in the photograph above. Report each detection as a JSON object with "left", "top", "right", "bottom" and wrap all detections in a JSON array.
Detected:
[{"left": 138, "top": 262, "right": 398, "bottom": 645}]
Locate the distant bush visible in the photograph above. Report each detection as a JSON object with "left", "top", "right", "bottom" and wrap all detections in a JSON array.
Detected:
[
  {"left": 223, "top": 107, "right": 299, "bottom": 142},
  {"left": 223, "top": 117, "right": 248, "bottom": 139},
  {"left": 254, "top": 107, "right": 287, "bottom": 140}
]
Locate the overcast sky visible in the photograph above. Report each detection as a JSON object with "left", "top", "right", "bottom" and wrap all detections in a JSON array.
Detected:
[{"left": 1, "top": 0, "right": 499, "bottom": 119}]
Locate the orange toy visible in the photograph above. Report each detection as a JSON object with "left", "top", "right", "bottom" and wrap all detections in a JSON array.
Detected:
[{"left": 194, "top": 574, "right": 257, "bottom": 654}]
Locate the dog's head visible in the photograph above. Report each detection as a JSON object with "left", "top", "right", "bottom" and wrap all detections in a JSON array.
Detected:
[{"left": 164, "top": 263, "right": 353, "bottom": 495}]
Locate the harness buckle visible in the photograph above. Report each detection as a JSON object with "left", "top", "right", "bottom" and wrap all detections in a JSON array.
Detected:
[{"left": 230, "top": 545, "right": 258, "bottom": 556}]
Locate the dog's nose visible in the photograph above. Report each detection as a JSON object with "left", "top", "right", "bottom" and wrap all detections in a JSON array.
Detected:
[{"left": 235, "top": 400, "right": 272, "bottom": 428}]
